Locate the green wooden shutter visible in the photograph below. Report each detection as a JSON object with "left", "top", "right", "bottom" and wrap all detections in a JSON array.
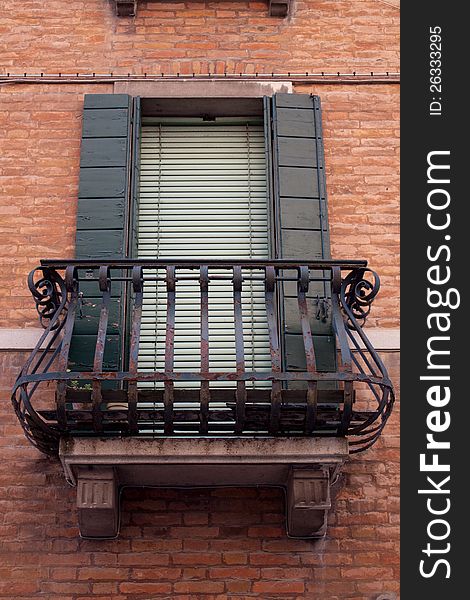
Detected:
[
  {"left": 69, "top": 94, "right": 133, "bottom": 372},
  {"left": 271, "top": 93, "right": 336, "bottom": 376}
]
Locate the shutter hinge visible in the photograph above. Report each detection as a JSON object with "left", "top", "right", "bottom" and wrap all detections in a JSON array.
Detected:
[{"left": 313, "top": 296, "right": 330, "bottom": 323}]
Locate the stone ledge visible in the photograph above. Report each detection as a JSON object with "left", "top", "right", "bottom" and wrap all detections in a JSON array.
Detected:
[{"left": 60, "top": 437, "right": 348, "bottom": 538}]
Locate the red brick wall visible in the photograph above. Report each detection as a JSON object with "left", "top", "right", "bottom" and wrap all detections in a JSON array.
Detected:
[
  {"left": 2, "top": 1, "right": 399, "bottom": 73},
  {"left": 0, "top": 351, "right": 399, "bottom": 599},
  {"left": 0, "top": 1, "right": 399, "bottom": 597}
]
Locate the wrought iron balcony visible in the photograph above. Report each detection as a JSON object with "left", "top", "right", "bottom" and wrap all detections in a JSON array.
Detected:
[{"left": 12, "top": 259, "right": 394, "bottom": 457}]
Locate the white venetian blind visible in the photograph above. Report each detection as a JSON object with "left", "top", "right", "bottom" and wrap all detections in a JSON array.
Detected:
[{"left": 137, "top": 118, "right": 271, "bottom": 386}]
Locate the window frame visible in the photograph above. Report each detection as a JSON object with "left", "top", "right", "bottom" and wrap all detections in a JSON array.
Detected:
[{"left": 134, "top": 112, "right": 273, "bottom": 380}]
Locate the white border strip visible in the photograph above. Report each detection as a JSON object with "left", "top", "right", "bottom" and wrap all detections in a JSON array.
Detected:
[
  {"left": 0, "top": 327, "right": 399, "bottom": 351},
  {"left": 0, "top": 328, "right": 55, "bottom": 351},
  {"left": 350, "top": 328, "right": 400, "bottom": 351}
]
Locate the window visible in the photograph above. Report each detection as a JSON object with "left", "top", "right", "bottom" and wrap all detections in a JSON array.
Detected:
[
  {"left": 15, "top": 90, "right": 394, "bottom": 470},
  {"left": 138, "top": 117, "right": 271, "bottom": 385},
  {"left": 69, "top": 93, "right": 336, "bottom": 381}
]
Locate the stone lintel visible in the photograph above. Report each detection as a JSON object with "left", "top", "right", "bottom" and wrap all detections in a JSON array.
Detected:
[
  {"left": 113, "top": 80, "right": 293, "bottom": 98},
  {"left": 113, "top": 1, "right": 291, "bottom": 18}
]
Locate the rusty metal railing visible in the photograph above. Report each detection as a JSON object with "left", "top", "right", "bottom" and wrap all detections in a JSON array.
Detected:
[{"left": 12, "top": 259, "right": 394, "bottom": 456}]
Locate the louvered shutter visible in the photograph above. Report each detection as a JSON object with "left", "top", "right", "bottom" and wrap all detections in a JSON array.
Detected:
[
  {"left": 271, "top": 93, "right": 336, "bottom": 377},
  {"left": 137, "top": 119, "right": 271, "bottom": 385},
  {"left": 69, "top": 94, "right": 133, "bottom": 372}
]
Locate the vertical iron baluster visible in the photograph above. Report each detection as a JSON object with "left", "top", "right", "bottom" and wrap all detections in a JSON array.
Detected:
[
  {"left": 331, "top": 266, "right": 354, "bottom": 435},
  {"left": 128, "top": 266, "right": 144, "bottom": 434},
  {"left": 164, "top": 266, "right": 176, "bottom": 434},
  {"left": 56, "top": 265, "right": 79, "bottom": 430},
  {"left": 297, "top": 266, "right": 318, "bottom": 434},
  {"left": 199, "top": 266, "right": 210, "bottom": 434},
  {"left": 265, "top": 266, "right": 282, "bottom": 434},
  {"left": 233, "top": 266, "right": 246, "bottom": 434},
  {"left": 91, "top": 266, "right": 111, "bottom": 433}
]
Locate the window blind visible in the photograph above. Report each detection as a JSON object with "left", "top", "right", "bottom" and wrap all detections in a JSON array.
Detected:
[{"left": 137, "top": 119, "right": 271, "bottom": 386}]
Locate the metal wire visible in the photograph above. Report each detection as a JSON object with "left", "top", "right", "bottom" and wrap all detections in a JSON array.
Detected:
[{"left": 0, "top": 72, "right": 400, "bottom": 86}]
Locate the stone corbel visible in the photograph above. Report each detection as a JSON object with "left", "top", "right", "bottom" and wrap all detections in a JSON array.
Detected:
[
  {"left": 268, "top": 0, "right": 291, "bottom": 17},
  {"left": 76, "top": 466, "right": 119, "bottom": 538},
  {"left": 287, "top": 467, "right": 331, "bottom": 538},
  {"left": 114, "top": 1, "right": 136, "bottom": 17}
]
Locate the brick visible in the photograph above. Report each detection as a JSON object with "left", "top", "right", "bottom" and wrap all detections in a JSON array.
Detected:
[
  {"left": 183, "top": 512, "right": 209, "bottom": 525},
  {"left": 183, "top": 539, "right": 210, "bottom": 552},
  {"left": 170, "top": 526, "right": 220, "bottom": 538},
  {"left": 78, "top": 567, "right": 129, "bottom": 580},
  {"left": 119, "top": 582, "right": 172, "bottom": 593},
  {"left": 223, "top": 552, "right": 248, "bottom": 565},
  {"left": 130, "top": 567, "right": 182, "bottom": 580},
  {"left": 91, "top": 582, "right": 120, "bottom": 594},
  {"left": 260, "top": 567, "right": 313, "bottom": 579},
  {"left": 253, "top": 580, "right": 305, "bottom": 594},
  {"left": 0, "top": 581, "right": 39, "bottom": 595},
  {"left": 130, "top": 539, "right": 182, "bottom": 552},
  {"left": 226, "top": 579, "right": 252, "bottom": 593},
  {"left": 181, "top": 567, "right": 207, "bottom": 579},
  {"left": 249, "top": 552, "right": 301, "bottom": 566},
  {"left": 247, "top": 525, "right": 284, "bottom": 538},
  {"left": 49, "top": 567, "right": 77, "bottom": 581},
  {"left": 209, "top": 566, "right": 260, "bottom": 579},
  {"left": 41, "top": 582, "right": 90, "bottom": 594},
  {"left": 340, "top": 566, "right": 395, "bottom": 580},
  {"left": 117, "top": 553, "right": 171, "bottom": 566},
  {"left": 172, "top": 553, "right": 222, "bottom": 566}
]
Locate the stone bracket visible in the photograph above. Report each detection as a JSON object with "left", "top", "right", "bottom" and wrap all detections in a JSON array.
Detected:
[
  {"left": 114, "top": 1, "right": 136, "bottom": 17},
  {"left": 113, "top": 1, "right": 291, "bottom": 18},
  {"left": 76, "top": 466, "right": 119, "bottom": 538},
  {"left": 287, "top": 467, "right": 331, "bottom": 538},
  {"left": 269, "top": 0, "right": 290, "bottom": 17}
]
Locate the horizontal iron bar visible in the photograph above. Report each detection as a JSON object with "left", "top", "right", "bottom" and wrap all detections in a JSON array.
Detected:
[
  {"left": 66, "top": 388, "right": 347, "bottom": 404},
  {"left": 71, "top": 275, "right": 334, "bottom": 284},
  {"left": 39, "top": 408, "right": 344, "bottom": 425},
  {"left": 17, "top": 370, "right": 392, "bottom": 387},
  {"left": 40, "top": 258, "right": 367, "bottom": 270}
]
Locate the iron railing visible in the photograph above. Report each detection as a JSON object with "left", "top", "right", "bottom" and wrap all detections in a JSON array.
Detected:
[{"left": 12, "top": 259, "right": 394, "bottom": 456}]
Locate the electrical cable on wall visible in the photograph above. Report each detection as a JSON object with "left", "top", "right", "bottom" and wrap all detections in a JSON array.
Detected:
[{"left": 0, "top": 72, "right": 400, "bottom": 86}]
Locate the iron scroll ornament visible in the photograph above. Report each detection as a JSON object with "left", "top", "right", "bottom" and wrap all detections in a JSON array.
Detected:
[
  {"left": 340, "top": 268, "right": 380, "bottom": 328},
  {"left": 28, "top": 267, "right": 67, "bottom": 328}
]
